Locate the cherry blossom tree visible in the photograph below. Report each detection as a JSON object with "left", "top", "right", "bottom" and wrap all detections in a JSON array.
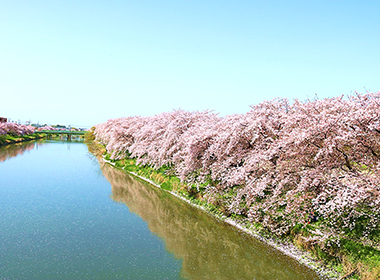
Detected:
[
  {"left": 0, "top": 123, "right": 36, "bottom": 136},
  {"left": 93, "top": 91, "right": 380, "bottom": 241}
]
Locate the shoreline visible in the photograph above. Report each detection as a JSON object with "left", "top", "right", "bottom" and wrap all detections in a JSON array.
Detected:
[
  {"left": 101, "top": 156, "right": 338, "bottom": 280},
  {"left": 0, "top": 134, "right": 46, "bottom": 147}
]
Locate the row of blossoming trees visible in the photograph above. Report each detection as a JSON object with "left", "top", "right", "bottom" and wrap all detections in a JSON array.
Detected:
[
  {"left": 94, "top": 92, "right": 380, "bottom": 244},
  {"left": 0, "top": 123, "right": 57, "bottom": 136},
  {"left": 0, "top": 123, "right": 36, "bottom": 136}
]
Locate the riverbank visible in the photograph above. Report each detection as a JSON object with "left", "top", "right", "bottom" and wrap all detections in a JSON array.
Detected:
[
  {"left": 99, "top": 155, "right": 338, "bottom": 280},
  {"left": 86, "top": 127, "right": 380, "bottom": 280},
  {"left": 90, "top": 93, "right": 380, "bottom": 280},
  {"left": 0, "top": 133, "right": 46, "bottom": 146}
]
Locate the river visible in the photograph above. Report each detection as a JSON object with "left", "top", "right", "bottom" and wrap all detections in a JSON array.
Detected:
[{"left": 0, "top": 140, "right": 322, "bottom": 279}]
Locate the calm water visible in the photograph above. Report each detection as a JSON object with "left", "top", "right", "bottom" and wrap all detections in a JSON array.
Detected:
[{"left": 0, "top": 140, "right": 322, "bottom": 280}]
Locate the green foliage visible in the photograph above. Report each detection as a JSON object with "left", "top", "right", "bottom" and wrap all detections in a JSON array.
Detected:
[
  {"left": 341, "top": 239, "right": 380, "bottom": 269},
  {"left": 84, "top": 128, "right": 96, "bottom": 143},
  {"left": 341, "top": 210, "right": 380, "bottom": 241}
]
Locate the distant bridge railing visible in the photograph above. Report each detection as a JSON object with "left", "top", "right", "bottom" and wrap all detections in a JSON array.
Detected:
[
  {"left": 35, "top": 130, "right": 86, "bottom": 135},
  {"left": 35, "top": 130, "right": 86, "bottom": 140}
]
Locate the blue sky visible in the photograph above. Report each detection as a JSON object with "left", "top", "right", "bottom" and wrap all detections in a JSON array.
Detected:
[{"left": 1, "top": 0, "right": 379, "bottom": 128}]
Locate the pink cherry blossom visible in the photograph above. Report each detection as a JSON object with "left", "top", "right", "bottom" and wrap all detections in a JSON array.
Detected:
[{"left": 94, "top": 91, "right": 380, "bottom": 241}]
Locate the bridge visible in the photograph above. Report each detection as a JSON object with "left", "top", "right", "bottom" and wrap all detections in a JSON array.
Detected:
[{"left": 35, "top": 130, "right": 86, "bottom": 140}]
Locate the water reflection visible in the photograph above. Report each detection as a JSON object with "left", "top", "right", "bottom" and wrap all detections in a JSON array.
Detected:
[
  {"left": 0, "top": 141, "right": 43, "bottom": 162},
  {"left": 0, "top": 138, "right": 84, "bottom": 162},
  {"left": 100, "top": 161, "right": 322, "bottom": 280}
]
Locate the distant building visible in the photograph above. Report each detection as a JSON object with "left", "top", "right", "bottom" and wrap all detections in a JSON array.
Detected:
[{"left": 0, "top": 117, "right": 7, "bottom": 123}]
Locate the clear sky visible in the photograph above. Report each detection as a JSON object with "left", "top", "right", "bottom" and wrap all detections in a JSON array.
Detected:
[{"left": 1, "top": 0, "right": 379, "bottom": 128}]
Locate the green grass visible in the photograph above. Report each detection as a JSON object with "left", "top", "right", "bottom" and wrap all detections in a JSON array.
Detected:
[{"left": 0, "top": 133, "right": 45, "bottom": 146}]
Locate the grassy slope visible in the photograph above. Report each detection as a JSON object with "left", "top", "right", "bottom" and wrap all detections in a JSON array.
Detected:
[{"left": 0, "top": 133, "right": 46, "bottom": 146}]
